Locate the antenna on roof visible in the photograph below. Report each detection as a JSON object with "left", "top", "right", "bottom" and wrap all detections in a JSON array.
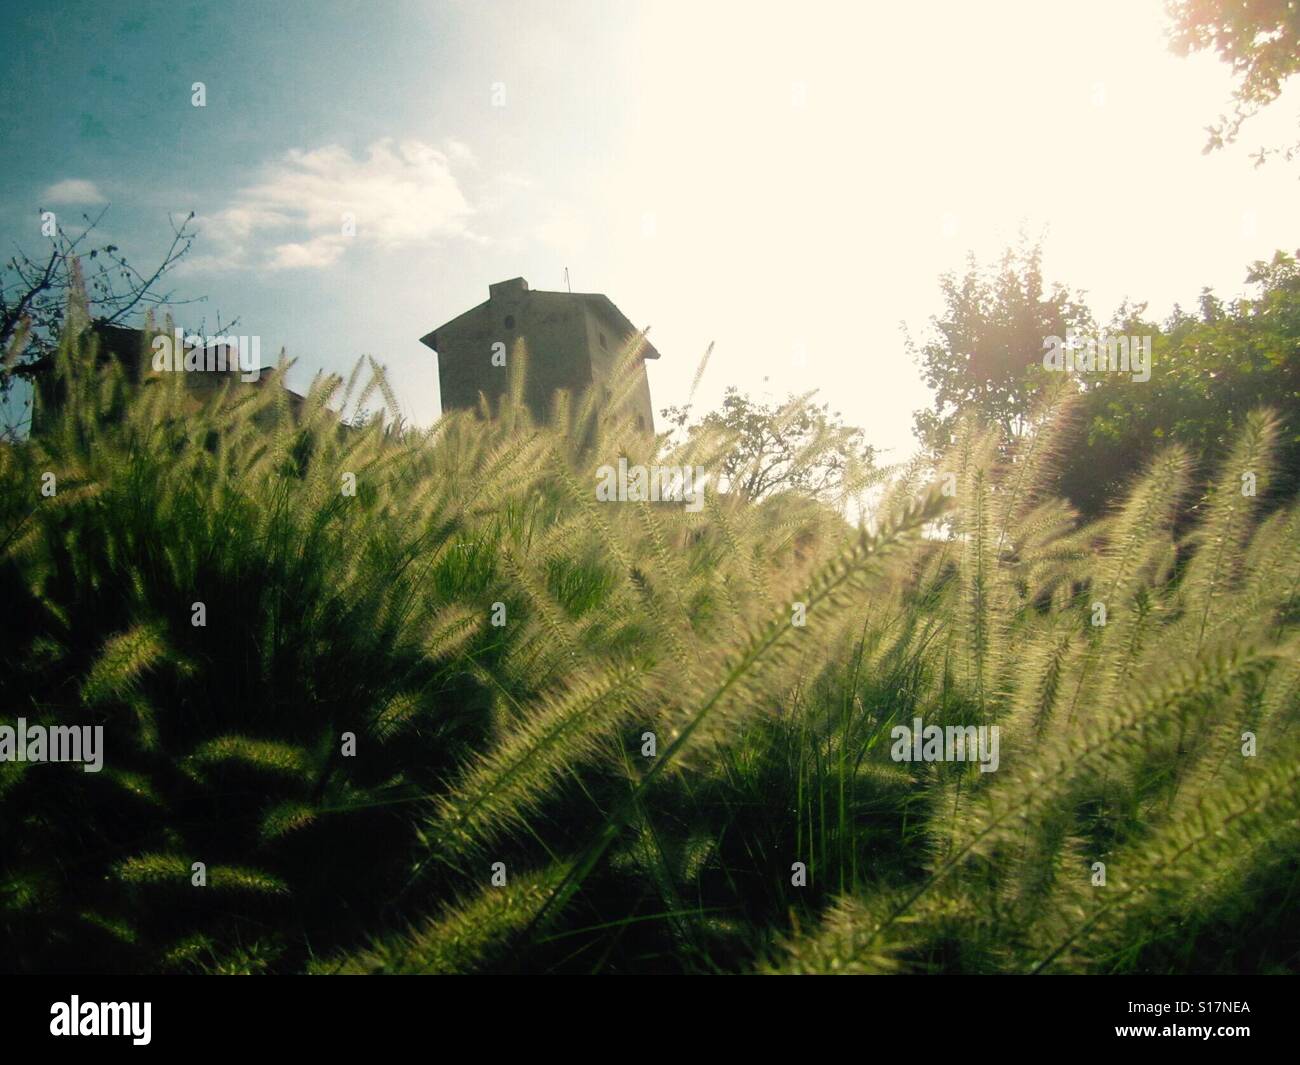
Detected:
[{"left": 563, "top": 267, "right": 571, "bottom": 293}]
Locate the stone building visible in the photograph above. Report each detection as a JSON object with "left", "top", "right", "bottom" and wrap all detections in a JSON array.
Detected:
[
  {"left": 420, "top": 277, "right": 659, "bottom": 432},
  {"left": 28, "top": 323, "right": 302, "bottom": 436}
]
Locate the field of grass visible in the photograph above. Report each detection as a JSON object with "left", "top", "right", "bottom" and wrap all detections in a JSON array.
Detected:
[{"left": 2, "top": 319, "right": 1298, "bottom": 974}]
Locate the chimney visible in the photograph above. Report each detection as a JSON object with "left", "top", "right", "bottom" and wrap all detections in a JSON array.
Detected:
[{"left": 489, "top": 277, "right": 529, "bottom": 302}]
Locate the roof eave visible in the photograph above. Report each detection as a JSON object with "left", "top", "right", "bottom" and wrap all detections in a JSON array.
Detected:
[{"left": 584, "top": 294, "right": 660, "bottom": 359}]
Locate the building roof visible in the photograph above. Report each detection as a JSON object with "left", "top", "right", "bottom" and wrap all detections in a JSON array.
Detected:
[{"left": 420, "top": 279, "right": 661, "bottom": 360}]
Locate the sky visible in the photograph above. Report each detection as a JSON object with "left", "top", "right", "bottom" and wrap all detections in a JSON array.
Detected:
[{"left": 2, "top": 0, "right": 1298, "bottom": 459}]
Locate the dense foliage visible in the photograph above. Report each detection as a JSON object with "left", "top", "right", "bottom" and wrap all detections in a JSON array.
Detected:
[
  {"left": 911, "top": 245, "right": 1300, "bottom": 521},
  {"left": 2, "top": 309, "right": 1298, "bottom": 974}
]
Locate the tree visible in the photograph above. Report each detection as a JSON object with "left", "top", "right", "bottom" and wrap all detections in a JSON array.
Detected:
[
  {"left": 1, "top": 208, "right": 201, "bottom": 437},
  {"left": 1168, "top": 0, "right": 1300, "bottom": 165},
  {"left": 909, "top": 240, "right": 1093, "bottom": 455},
  {"left": 1057, "top": 248, "right": 1300, "bottom": 517},
  {"left": 661, "top": 387, "right": 876, "bottom": 503}
]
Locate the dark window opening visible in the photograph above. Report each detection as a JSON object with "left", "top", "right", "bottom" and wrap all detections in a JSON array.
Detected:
[
  {"left": 504, "top": 314, "right": 515, "bottom": 329},
  {"left": 599, "top": 331, "right": 608, "bottom": 350}
]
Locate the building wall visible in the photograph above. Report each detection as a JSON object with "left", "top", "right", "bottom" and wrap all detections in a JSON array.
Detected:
[
  {"left": 580, "top": 305, "right": 655, "bottom": 434},
  {"left": 435, "top": 289, "right": 594, "bottom": 423},
  {"left": 30, "top": 329, "right": 303, "bottom": 440}
]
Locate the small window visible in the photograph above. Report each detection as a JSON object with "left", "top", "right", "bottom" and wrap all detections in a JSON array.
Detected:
[
  {"left": 599, "top": 331, "right": 608, "bottom": 351},
  {"left": 504, "top": 314, "right": 515, "bottom": 329}
]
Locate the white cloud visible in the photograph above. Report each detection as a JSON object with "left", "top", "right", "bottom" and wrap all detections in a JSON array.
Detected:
[
  {"left": 265, "top": 235, "right": 348, "bottom": 271},
  {"left": 41, "top": 179, "right": 107, "bottom": 206},
  {"left": 190, "top": 138, "right": 476, "bottom": 272},
  {"left": 444, "top": 139, "right": 477, "bottom": 167}
]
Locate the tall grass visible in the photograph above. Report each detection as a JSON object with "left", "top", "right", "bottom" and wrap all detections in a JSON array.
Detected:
[{"left": 1, "top": 313, "right": 1296, "bottom": 973}]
